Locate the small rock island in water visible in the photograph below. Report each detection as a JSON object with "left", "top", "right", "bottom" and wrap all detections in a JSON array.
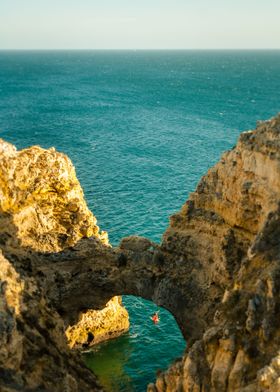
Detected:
[{"left": 1, "top": 114, "right": 280, "bottom": 391}]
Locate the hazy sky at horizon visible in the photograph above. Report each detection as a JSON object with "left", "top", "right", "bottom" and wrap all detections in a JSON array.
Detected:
[{"left": 1, "top": 0, "right": 280, "bottom": 49}]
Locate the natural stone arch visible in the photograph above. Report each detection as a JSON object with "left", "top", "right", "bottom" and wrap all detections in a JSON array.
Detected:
[
  {"left": 2, "top": 115, "right": 280, "bottom": 391},
  {"left": 36, "top": 235, "right": 204, "bottom": 343}
]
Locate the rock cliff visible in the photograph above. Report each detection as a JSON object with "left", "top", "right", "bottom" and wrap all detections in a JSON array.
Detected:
[
  {"left": 148, "top": 114, "right": 280, "bottom": 391},
  {"left": 0, "top": 248, "right": 102, "bottom": 392},
  {"left": 0, "top": 140, "right": 128, "bottom": 391},
  {"left": 1, "top": 114, "right": 280, "bottom": 391},
  {"left": 0, "top": 140, "right": 106, "bottom": 250}
]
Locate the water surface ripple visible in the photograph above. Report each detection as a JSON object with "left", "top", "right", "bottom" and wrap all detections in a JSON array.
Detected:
[{"left": 0, "top": 50, "right": 279, "bottom": 391}]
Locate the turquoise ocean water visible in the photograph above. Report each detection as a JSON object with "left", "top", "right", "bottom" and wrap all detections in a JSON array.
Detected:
[{"left": 0, "top": 50, "right": 279, "bottom": 391}]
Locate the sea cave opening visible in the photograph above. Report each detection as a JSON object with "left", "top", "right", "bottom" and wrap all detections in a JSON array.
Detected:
[{"left": 83, "top": 295, "right": 186, "bottom": 392}]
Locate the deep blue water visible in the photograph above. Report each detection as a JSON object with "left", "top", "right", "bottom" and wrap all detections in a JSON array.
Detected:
[{"left": 0, "top": 50, "right": 279, "bottom": 391}]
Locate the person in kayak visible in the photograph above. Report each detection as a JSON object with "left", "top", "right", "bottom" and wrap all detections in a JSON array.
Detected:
[{"left": 151, "top": 311, "right": 160, "bottom": 324}]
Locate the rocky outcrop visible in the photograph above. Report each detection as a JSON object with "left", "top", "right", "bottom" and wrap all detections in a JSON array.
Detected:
[
  {"left": 0, "top": 139, "right": 107, "bottom": 250},
  {"left": 66, "top": 296, "right": 129, "bottom": 349},
  {"left": 0, "top": 248, "right": 102, "bottom": 392},
  {"left": 0, "top": 139, "right": 128, "bottom": 391},
  {"left": 1, "top": 114, "right": 280, "bottom": 391},
  {"left": 148, "top": 114, "right": 280, "bottom": 391}
]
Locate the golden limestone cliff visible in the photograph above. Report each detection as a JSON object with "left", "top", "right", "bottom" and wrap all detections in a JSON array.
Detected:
[
  {"left": 0, "top": 249, "right": 102, "bottom": 392},
  {"left": 1, "top": 114, "right": 280, "bottom": 392},
  {"left": 0, "top": 139, "right": 105, "bottom": 250},
  {"left": 0, "top": 140, "right": 128, "bottom": 391},
  {"left": 148, "top": 114, "right": 280, "bottom": 391}
]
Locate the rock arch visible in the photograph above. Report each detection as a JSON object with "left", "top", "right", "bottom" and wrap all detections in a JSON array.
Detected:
[{"left": 1, "top": 114, "right": 280, "bottom": 391}]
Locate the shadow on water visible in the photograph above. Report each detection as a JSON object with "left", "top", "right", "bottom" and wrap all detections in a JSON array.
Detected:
[
  {"left": 83, "top": 295, "right": 186, "bottom": 392},
  {"left": 84, "top": 334, "right": 134, "bottom": 392}
]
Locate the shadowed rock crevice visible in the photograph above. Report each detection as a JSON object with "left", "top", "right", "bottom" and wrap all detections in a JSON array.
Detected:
[{"left": 0, "top": 203, "right": 103, "bottom": 391}]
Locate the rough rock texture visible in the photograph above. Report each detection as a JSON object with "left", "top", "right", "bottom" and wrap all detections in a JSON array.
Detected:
[
  {"left": 1, "top": 114, "right": 280, "bottom": 392},
  {"left": 66, "top": 296, "right": 129, "bottom": 349},
  {"left": 148, "top": 114, "right": 280, "bottom": 391},
  {"left": 0, "top": 249, "right": 102, "bottom": 392},
  {"left": 0, "top": 139, "right": 128, "bottom": 347},
  {"left": 0, "top": 139, "right": 107, "bottom": 250},
  {"left": 0, "top": 140, "right": 127, "bottom": 391}
]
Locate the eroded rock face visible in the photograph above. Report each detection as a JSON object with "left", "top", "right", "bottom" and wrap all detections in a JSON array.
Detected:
[
  {"left": 0, "top": 139, "right": 127, "bottom": 391},
  {"left": 1, "top": 114, "right": 280, "bottom": 391},
  {"left": 0, "top": 249, "right": 102, "bottom": 392},
  {"left": 0, "top": 139, "right": 107, "bottom": 250},
  {"left": 66, "top": 296, "right": 129, "bottom": 349},
  {"left": 32, "top": 115, "right": 280, "bottom": 391},
  {"left": 149, "top": 114, "right": 280, "bottom": 391}
]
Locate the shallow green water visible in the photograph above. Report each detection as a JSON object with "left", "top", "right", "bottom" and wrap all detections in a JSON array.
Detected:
[{"left": 84, "top": 296, "right": 185, "bottom": 391}]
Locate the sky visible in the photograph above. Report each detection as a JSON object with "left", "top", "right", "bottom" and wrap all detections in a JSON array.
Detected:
[{"left": 0, "top": 0, "right": 280, "bottom": 50}]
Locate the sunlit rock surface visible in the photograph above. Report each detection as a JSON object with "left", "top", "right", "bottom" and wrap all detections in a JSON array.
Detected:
[
  {"left": 66, "top": 296, "right": 129, "bottom": 349},
  {"left": 1, "top": 114, "right": 280, "bottom": 391},
  {"left": 149, "top": 114, "right": 280, "bottom": 391},
  {"left": 0, "top": 139, "right": 106, "bottom": 250},
  {"left": 0, "top": 139, "right": 127, "bottom": 391}
]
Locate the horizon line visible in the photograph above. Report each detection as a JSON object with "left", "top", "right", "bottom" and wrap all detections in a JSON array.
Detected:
[{"left": 0, "top": 48, "right": 280, "bottom": 51}]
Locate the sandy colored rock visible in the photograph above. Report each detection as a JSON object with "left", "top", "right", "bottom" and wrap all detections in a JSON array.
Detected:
[
  {"left": 149, "top": 114, "right": 280, "bottom": 391},
  {"left": 0, "top": 249, "right": 102, "bottom": 392},
  {"left": 36, "top": 114, "right": 280, "bottom": 391},
  {"left": 0, "top": 139, "right": 106, "bottom": 251},
  {"left": 1, "top": 114, "right": 280, "bottom": 391},
  {"left": 0, "top": 139, "right": 128, "bottom": 391},
  {"left": 66, "top": 296, "right": 129, "bottom": 348}
]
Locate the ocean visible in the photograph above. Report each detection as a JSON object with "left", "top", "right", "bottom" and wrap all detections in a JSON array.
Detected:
[{"left": 0, "top": 50, "right": 279, "bottom": 391}]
